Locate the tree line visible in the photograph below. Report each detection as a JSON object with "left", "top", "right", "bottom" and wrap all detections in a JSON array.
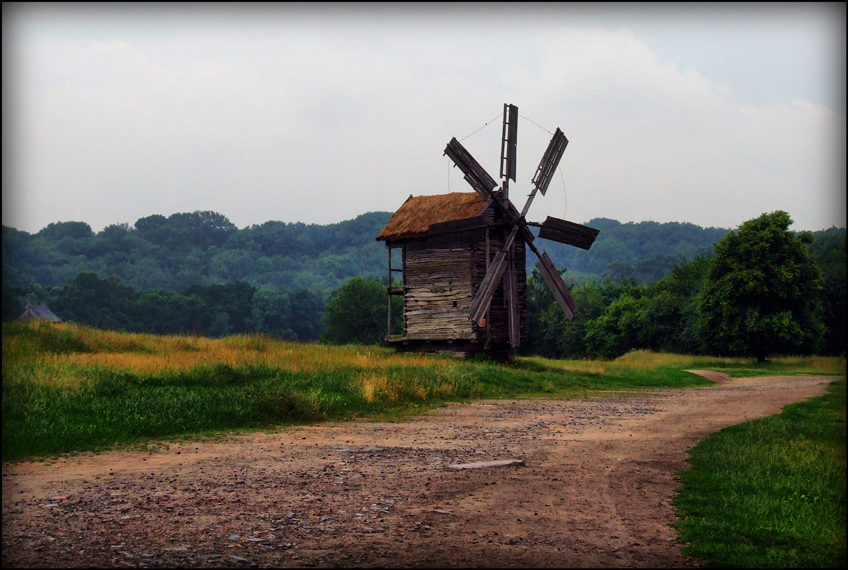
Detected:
[
  {"left": 309, "top": 212, "right": 846, "bottom": 360},
  {"left": 3, "top": 209, "right": 733, "bottom": 297},
  {"left": 3, "top": 275, "right": 326, "bottom": 342},
  {"left": 3, "top": 210, "right": 844, "bottom": 360},
  {"left": 2, "top": 210, "right": 393, "bottom": 294}
]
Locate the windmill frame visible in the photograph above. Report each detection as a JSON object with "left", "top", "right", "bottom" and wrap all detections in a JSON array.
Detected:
[
  {"left": 377, "top": 192, "right": 526, "bottom": 356},
  {"left": 376, "top": 104, "right": 599, "bottom": 357}
]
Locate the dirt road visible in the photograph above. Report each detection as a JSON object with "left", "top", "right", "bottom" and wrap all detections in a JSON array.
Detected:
[{"left": 2, "top": 373, "right": 841, "bottom": 568}]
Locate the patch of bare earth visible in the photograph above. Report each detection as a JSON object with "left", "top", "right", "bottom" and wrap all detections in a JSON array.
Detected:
[{"left": 3, "top": 374, "right": 841, "bottom": 568}]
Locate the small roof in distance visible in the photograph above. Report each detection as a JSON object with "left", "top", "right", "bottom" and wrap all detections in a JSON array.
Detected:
[{"left": 19, "top": 304, "right": 62, "bottom": 323}]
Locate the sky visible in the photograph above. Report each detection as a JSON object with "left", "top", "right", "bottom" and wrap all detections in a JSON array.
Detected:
[{"left": 3, "top": 3, "right": 845, "bottom": 236}]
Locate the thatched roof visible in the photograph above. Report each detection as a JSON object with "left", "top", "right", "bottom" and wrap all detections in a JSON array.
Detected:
[
  {"left": 19, "top": 304, "right": 61, "bottom": 323},
  {"left": 376, "top": 192, "right": 490, "bottom": 242}
]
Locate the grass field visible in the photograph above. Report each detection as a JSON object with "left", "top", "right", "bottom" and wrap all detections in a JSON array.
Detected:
[
  {"left": 3, "top": 321, "right": 845, "bottom": 567},
  {"left": 673, "top": 378, "right": 846, "bottom": 568},
  {"left": 3, "top": 321, "right": 844, "bottom": 463}
]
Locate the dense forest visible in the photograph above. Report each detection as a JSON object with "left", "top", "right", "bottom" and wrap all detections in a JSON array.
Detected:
[
  {"left": 2, "top": 211, "right": 391, "bottom": 294},
  {"left": 2, "top": 209, "right": 844, "bottom": 358},
  {"left": 1, "top": 210, "right": 730, "bottom": 295}
]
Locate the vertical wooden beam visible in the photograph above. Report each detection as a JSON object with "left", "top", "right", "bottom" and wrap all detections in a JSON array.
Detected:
[
  {"left": 485, "top": 228, "right": 491, "bottom": 347},
  {"left": 506, "top": 247, "right": 520, "bottom": 348},
  {"left": 402, "top": 246, "right": 407, "bottom": 336},
  {"left": 387, "top": 246, "right": 392, "bottom": 338}
]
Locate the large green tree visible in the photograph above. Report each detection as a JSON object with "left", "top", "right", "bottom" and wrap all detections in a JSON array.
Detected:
[{"left": 696, "top": 211, "right": 825, "bottom": 362}]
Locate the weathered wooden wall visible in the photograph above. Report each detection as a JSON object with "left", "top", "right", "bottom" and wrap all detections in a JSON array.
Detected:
[{"left": 402, "top": 237, "right": 477, "bottom": 340}]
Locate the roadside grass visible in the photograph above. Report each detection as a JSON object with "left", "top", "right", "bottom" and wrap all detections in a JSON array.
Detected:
[
  {"left": 609, "top": 349, "right": 846, "bottom": 378},
  {"left": 672, "top": 379, "right": 847, "bottom": 568},
  {"left": 2, "top": 322, "right": 845, "bottom": 463}
]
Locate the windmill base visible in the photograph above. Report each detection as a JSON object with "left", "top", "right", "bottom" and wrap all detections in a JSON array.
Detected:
[{"left": 384, "top": 337, "right": 513, "bottom": 361}]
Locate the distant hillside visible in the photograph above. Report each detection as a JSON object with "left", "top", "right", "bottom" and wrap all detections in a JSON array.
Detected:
[
  {"left": 4, "top": 210, "right": 833, "bottom": 296},
  {"left": 2, "top": 211, "right": 392, "bottom": 294},
  {"left": 537, "top": 218, "right": 731, "bottom": 283}
]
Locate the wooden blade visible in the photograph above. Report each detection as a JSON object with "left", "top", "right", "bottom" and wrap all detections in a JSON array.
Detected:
[
  {"left": 531, "top": 128, "right": 568, "bottom": 196},
  {"left": 500, "top": 103, "right": 518, "bottom": 183},
  {"left": 444, "top": 138, "right": 498, "bottom": 200},
  {"left": 534, "top": 250, "right": 576, "bottom": 320},
  {"left": 468, "top": 225, "right": 520, "bottom": 325},
  {"left": 538, "top": 217, "right": 599, "bottom": 250}
]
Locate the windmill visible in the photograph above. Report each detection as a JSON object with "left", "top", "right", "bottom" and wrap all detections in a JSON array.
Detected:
[{"left": 376, "top": 104, "right": 598, "bottom": 355}]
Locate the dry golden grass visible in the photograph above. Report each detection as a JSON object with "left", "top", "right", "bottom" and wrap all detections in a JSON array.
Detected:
[
  {"left": 14, "top": 323, "right": 459, "bottom": 380},
  {"left": 524, "top": 349, "right": 846, "bottom": 377},
  {"left": 6, "top": 324, "right": 843, "bottom": 393},
  {"left": 770, "top": 355, "right": 847, "bottom": 375}
]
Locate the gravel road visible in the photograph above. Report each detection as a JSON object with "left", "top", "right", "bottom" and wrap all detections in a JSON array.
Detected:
[{"left": 2, "top": 373, "right": 841, "bottom": 568}]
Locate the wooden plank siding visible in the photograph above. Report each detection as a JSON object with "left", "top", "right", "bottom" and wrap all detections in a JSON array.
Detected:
[
  {"left": 403, "top": 239, "right": 476, "bottom": 340},
  {"left": 393, "top": 225, "right": 527, "bottom": 346}
]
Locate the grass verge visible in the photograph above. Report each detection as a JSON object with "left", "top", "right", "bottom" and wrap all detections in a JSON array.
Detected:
[
  {"left": 2, "top": 322, "right": 845, "bottom": 463},
  {"left": 672, "top": 379, "right": 846, "bottom": 568}
]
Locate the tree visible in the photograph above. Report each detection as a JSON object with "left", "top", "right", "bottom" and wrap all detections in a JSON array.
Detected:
[
  {"left": 321, "top": 276, "right": 388, "bottom": 345},
  {"left": 696, "top": 211, "right": 825, "bottom": 362},
  {"left": 249, "top": 288, "right": 295, "bottom": 339},
  {"left": 133, "top": 214, "right": 169, "bottom": 245},
  {"left": 809, "top": 227, "right": 847, "bottom": 355},
  {"left": 37, "top": 221, "right": 94, "bottom": 241},
  {"left": 524, "top": 273, "right": 634, "bottom": 359},
  {"left": 288, "top": 288, "right": 327, "bottom": 341},
  {"left": 48, "top": 272, "right": 138, "bottom": 331},
  {"left": 134, "top": 289, "right": 214, "bottom": 335},
  {"left": 637, "top": 254, "right": 711, "bottom": 354},
  {"left": 585, "top": 291, "right": 648, "bottom": 359},
  {"left": 183, "top": 281, "right": 257, "bottom": 334},
  {"left": 2, "top": 285, "right": 29, "bottom": 321}
]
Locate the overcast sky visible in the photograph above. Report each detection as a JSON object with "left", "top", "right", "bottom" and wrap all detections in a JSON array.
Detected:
[{"left": 3, "top": 3, "right": 845, "bottom": 235}]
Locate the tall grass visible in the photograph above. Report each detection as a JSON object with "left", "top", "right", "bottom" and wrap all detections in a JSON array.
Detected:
[
  {"left": 672, "top": 379, "right": 846, "bottom": 568},
  {"left": 2, "top": 322, "right": 845, "bottom": 463}
]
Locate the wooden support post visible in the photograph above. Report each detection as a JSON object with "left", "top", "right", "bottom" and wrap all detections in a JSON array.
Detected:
[
  {"left": 485, "top": 229, "right": 491, "bottom": 347},
  {"left": 387, "top": 246, "right": 392, "bottom": 339},
  {"left": 506, "top": 246, "right": 519, "bottom": 348}
]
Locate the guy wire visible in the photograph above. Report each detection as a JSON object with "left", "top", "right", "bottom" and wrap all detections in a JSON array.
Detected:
[
  {"left": 459, "top": 112, "right": 503, "bottom": 142},
  {"left": 518, "top": 114, "right": 553, "bottom": 135}
]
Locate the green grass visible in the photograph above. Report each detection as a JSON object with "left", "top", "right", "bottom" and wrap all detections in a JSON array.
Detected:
[
  {"left": 672, "top": 379, "right": 847, "bottom": 568},
  {"left": 3, "top": 323, "right": 846, "bottom": 566},
  {"left": 2, "top": 322, "right": 845, "bottom": 464},
  {"left": 697, "top": 356, "right": 846, "bottom": 378},
  {"left": 1, "top": 323, "right": 718, "bottom": 462}
]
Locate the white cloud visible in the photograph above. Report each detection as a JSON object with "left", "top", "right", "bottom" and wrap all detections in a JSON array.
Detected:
[{"left": 4, "top": 6, "right": 844, "bottom": 235}]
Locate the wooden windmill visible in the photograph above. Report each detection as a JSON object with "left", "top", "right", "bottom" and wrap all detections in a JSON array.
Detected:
[{"left": 376, "top": 104, "right": 599, "bottom": 356}]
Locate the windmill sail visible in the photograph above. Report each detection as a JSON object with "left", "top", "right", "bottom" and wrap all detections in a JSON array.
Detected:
[
  {"left": 531, "top": 128, "right": 568, "bottom": 196},
  {"left": 468, "top": 225, "right": 520, "bottom": 325},
  {"left": 444, "top": 138, "right": 498, "bottom": 201},
  {"left": 535, "top": 250, "right": 577, "bottom": 320},
  {"left": 538, "top": 217, "right": 599, "bottom": 250},
  {"left": 500, "top": 103, "right": 518, "bottom": 183}
]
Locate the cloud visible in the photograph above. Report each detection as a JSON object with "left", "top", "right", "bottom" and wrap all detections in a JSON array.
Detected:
[{"left": 4, "top": 10, "right": 844, "bottom": 236}]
